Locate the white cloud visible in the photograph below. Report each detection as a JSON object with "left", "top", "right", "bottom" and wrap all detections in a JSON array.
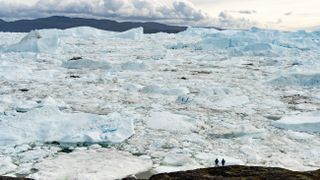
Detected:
[
  {"left": 0, "top": 0, "right": 209, "bottom": 24},
  {"left": 237, "top": 10, "right": 257, "bottom": 15},
  {"left": 1, "top": 0, "right": 320, "bottom": 30},
  {"left": 0, "top": 0, "right": 284, "bottom": 29},
  {"left": 104, "top": 0, "right": 124, "bottom": 11},
  {"left": 189, "top": 0, "right": 320, "bottom": 30},
  {"left": 214, "top": 11, "right": 260, "bottom": 29}
]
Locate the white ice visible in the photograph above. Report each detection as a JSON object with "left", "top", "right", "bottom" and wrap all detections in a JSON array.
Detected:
[
  {"left": 0, "top": 157, "right": 17, "bottom": 175},
  {"left": 0, "top": 26, "right": 320, "bottom": 178},
  {"left": 30, "top": 148, "right": 152, "bottom": 180},
  {"left": 147, "top": 111, "right": 193, "bottom": 132},
  {"left": 273, "top": 112, "right": 320, "bottom": 133},
  {"left": 0, "top": 102, "right": 134, "bottom": 145}
]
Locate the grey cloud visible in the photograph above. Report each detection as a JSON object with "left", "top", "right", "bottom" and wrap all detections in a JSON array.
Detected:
[
  {"left": 0, "top": 0, "right": 264, "bottom": 29},
  {"left": 215, "top": 11, "right": 259, "bottom": 29},
  {"left": 238, "top": 10, "right": 257, "bottom": 14},
  {"left": 104, "top": 0, "right": 124, "bottom": 12},
  {"left": 284, "top": 12, "right": 292, "bottom": 16},
  {"left": 225, "top": 10, "right": 257, "bottom": 15},
  {"left": 0, "top": 0, "right": 209, "bottom": 24},
  {"left": 173, "top": 1, "right": 206, "bottom": 20},
  {"left": 132, "top": 0, "right": 150, "bottom": 9}
]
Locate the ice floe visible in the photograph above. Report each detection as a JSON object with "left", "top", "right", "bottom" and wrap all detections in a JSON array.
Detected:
[
  {"left": 0, "top": 65, "right": 33, "bottom": 81},
  {"left": 3, "top": 30, "right": 60, "bottom": 53},
  {"left": 141, "top": 85, "right": 189, "bottom": 96},
  {"left": 152, "top": 151, "right": 202, "bottom": 173},
  {"left": 1, "top": 27, "right": 144, "bottom": 53},
  {"left": 0, "top": 102, "right": 134, "bottom": 146},
  {"left": 147, "top": 111, "right": 193, "bottom": 132},
  {"left": 270, "top": 73, "right": 320, "bottom": 86},
  {"left": 116, "top": 27, "right": 144, "bottom": 40},
  {"left": 121, "top": 61, "right": 147, "bottom": 71},
  {"left": 273, "top": 112, "right": 320, "bottom": 133},
  {"left": 1, "top": 26, "right": 320, "bottom": 176},
  {"left": 30, "top": 148, "right": 152, "bottom": 180},
  {"left": 62, "top": 58, "right": 111, "bottom": 70},
  {"left": 0, "top": 156, "right": 17, "bottom": 175}
]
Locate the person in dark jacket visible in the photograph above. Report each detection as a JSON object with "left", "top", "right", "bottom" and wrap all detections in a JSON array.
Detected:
[
  {"left": 221, "top": 158, "right": 226, "bottom": 166},
  {"left": 215, "top": 158, "right": 219, "bottom": 166}
]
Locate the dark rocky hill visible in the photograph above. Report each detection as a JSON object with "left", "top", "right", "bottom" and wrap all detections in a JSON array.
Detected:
[
  {"left": 148, "top": 165, "right": 320, "bottom": 180},
  {"left": 2, "top": 165, "right": 320, "bottom": 180},
  {"left": 0, "top": 16, "right": 187, "bottom": 34}
]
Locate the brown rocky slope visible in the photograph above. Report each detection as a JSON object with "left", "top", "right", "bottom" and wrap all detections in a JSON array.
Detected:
[
  {"left": 1, "top": 165, "right": 320, "bottom": 180},
  {"left": 148, "top": 165, "right": 320, "bottom": 180}
]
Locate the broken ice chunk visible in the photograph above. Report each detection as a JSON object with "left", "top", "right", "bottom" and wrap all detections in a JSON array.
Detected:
[
  {"left": 273, "top": 112, "right": 320, "bottom": 133},
  {"left": 62, "top": 58, "right": 111, "bottom": 70},
  {"left": 147, "top": 111, "right": 193, "bottom": 133},
  {"left": 0, "top": 105, "right": 134, "bottom": 146}
]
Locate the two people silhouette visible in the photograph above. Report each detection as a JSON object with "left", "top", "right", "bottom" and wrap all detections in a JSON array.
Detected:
[{"left": 215, "top": 158, "right": 226, "bottom": 167}]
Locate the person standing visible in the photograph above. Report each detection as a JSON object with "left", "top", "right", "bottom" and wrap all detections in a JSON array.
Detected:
[
  {"left": 215, "top": 158, "right": 219, "bottom": 167},
  {"left": 221, "top": 158, "right": 226, "bottom": 166}
]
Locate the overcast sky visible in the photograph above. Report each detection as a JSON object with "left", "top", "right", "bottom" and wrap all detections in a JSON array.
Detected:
[
  {"left": 1, "top": 0, "right": 319, "bottom": 30},
  {"left": 190, "top": 0, "right": 320, "bottom": 30}
]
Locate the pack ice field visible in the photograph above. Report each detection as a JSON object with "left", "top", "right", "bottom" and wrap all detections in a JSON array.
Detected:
[{"left": 0, "top": 27, "right": 320, "bottom": 179}]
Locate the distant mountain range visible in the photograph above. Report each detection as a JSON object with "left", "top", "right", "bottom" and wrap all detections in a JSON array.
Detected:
[{"left": 0, "top": 16, "right": 188, "bottom": 33}]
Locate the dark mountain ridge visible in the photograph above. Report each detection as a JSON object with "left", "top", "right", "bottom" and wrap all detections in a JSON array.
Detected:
[{"left": 0, "top": 16, "right": 188, "bottom": 33}]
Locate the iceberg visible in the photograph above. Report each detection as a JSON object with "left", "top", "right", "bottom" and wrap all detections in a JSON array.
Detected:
[
  {"left": 155, "top": 152, "right": 201, "bottom": 173},
  {"left": 0, "top": 156, "right": 17, "bottom": 175},
  {"left": 243, "top": 43, "right": 272, "bottom": 52},
  {"left": 1, "top": 24, "right": 320, "bottom": 174},
  {"left": 182, "top": 27, "right": 320, "bottom": 58},
  {"left": 147, "top": 111, "right": 193, "bottom": 132},
  {"left": 273, "top": 112, "right": 320, "bottom": 133},
  {"left": 2, "top": 27, "right": 144, "bottom": 53},
  {"left": 178, "top": 27, "right": 220, "bottom": 37},
  {"left": 0, "top": 65, "right": 33, "bottom": 81},
  {"left": 116, "top": 27, "right": 144, "bottom": 40},
  {"left": 4, "top": 30, "right": 60, "bottom": 53},
  {"left": 0, "top": 105, "right": 134, "bottom": 146},
  {"left": 62, "top": 26, "right": 113, "bottom": 38},
  {"left": 141, "top": 85, "right": 189, "bottom": 96},
  {"left": 62, "top": 58, "right": 111, "bottom": 70},
  {"left": 121, "top": 61, "right": 147, "bottom": 71},
  {"left": 270, "top": 73, "right": 320, "bottom": 86},
  {"left": 30, "top": 148, "right": 152, "bottom": 180}
]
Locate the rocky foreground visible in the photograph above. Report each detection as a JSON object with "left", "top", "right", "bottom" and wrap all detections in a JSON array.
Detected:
[
  {"left": 0, "top": 177, "right": 32, "bottom": 180},
  {"left": 1, "top": 165, "right": 320, "bottom": 179},
  {"left": 124, "top": 166, "right": 320, "bottom": 180}
]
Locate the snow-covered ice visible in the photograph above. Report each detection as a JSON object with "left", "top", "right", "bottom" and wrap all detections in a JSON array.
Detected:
[
  {"left": 0, "top": 26, "right": 320, "bottom": 178},
  {"left": 273, "top": 112, "right": 320, "bottom": 133},
  {"left": 147, "top": 111, "right": 193, "bottom": 132},
  {"left": 0, "top": 157, "right": 17, "bottom": 175},
  {"left": 62, "top": 58, "right": 111, "bottom": 70},
  {"left": 0, "top": 65, "right": 33, "bottom": 81},
  {"left": 270, "top": 73, "right": 320, "bottom": 87},
  {"left": 0, "top": 104, "right": 134, "bottom": 145},
  {"left": 151, "top": 151, "right": 202, "bottom": 173},
  {"left": 3, "top": 30, "right": 60, "bottom": 53},
  {"left": 30, "top": 148, "right": 152, "bottom": 180}
]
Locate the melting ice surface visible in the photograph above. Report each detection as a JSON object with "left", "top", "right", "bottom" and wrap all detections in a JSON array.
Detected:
[
  {"left": 0, "top": 105, "right": 134, "bottom": 146},
  {"left": 273, "top": 112, "right": 320, "bottom": 133},
  {"left": 30, "top": 148, "right": 152, "bottom": 180},
  {"left": 0, "top": 26, "right": 320, "bottom": 178}
]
